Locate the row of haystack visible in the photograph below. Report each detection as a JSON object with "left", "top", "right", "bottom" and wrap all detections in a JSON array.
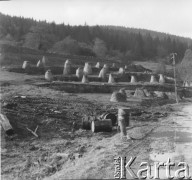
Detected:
[
  {"left": 95, "top": 62, "right": 116, "bottom": 69},
  {"left": 63, "top": 61, "right": 93, "bottom": 76},
  {"left": 149, "top": 74, "right": 165, "bottom": 84},
  {"left": 22, "top": 56, "right": 48, "bottom": 70},
  {"left": 129, "top": 74, "right": 165, "bottom": 84},
  {"left": 63, "top": 60, "right": 165, "bottom": 84}
]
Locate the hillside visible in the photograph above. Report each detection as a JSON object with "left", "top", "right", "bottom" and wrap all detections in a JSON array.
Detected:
[
  {"left": 0, "top": 43, "right": 117, "bottom": 67},
  {"left": 0, "top": 12, "right": 192, "bottom": 63}
]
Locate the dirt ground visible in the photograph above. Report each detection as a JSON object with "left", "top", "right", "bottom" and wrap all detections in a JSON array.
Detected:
[{"left": 1, "top": 69, "right": 192, "bottom": 180}]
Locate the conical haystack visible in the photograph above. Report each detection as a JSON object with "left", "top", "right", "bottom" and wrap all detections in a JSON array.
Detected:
[
  {"left": 108, "top": 74, "right": 116, "bottom": 83},
  {"left": 63, "top": 59, "right": 72, "bottom": 75},
  {"left": 42, "top": 56, "right": 48, "bottom": 67},
  {"left": 119, "top": 67, "right": 125, "bottom": 74},
  {"left": 82, "top": 75, "right": 89, "bottom": 83},
  {"left": 37, "top": 59, "right": 44, "bottom": 68},
  {"left": 150, "top": 75, "right": 157, "bottom": 83},
  {"left": 22, "top": 61, "right": 30, "bottom": 69},
  {"left": 98, "top": 68, "right": 107, "bottom": 80},
  {"left": 103, "top": 64, "right": 109, "bottom": 72},
  {"left": 45, "top": 70, "right": 53, "bottom": 81},
  {"left": 83, "top": 62, "right": 92, "bottom": 75},
  {"left": 159, "top": 74, "right": 165, "bottom": 84},
  {"left": 110, "top": 91, "right": 126, "bottom": 102},
  {"left": 134, "top": 88, "right": 146, "bottom": 98},
  {"left": 95, "top": 62, "right": 101, "bottom": 68},
  {"left": 184, "top": 81, "right": 190, "bottom": 87},
  {"left": 76, "top": 67, "right": 84, "bottom": 79},
  {"left": 130, "top": 75, "right": 137, "bottom": 83}
]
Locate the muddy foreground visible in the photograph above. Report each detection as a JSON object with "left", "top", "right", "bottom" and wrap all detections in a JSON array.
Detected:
[{"left": 1, "top": 69, "right": 192, "bottom": 179}]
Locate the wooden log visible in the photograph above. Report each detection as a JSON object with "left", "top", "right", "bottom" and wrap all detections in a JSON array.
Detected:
[
  {"left": 91, "top": 119, "right": 112, "bottom": 133},
  {"left": 0, "top": 113, "right": 14, "bottom": 136},
  {"left": 118, "top": 108, "right": 130, "bottom": 138}
]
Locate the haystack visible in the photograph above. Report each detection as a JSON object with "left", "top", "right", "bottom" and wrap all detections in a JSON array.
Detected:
[
  {"left": 83, "top": 62, "right": 92, "bottom": 75},
  {"left": 134, "top": 88, "right": 146, "bottom": 98},
  {"left": 103, "top": 64, "right": 109, "bottom": 72},
  {"left": 22, "top": 61, "right": 30, "bottom": 69},
  {"left": 108, "top": 74, "right": 115, "bottom": 83},
  {"left": 154, "top": 91, "right": 168, "bottom": 99},
  {"left": 63, "top": 59, "right": 72, "bottom": 75},
  {"left": 183, "top": 81, "right": 190, "bottom": 87},
  {"left": 150, "top": 75, "right": 157, "bottom": 83},
  {"left": 159, "top": 74, "right": 165, "bottom": 84},
  {"left": 37, "top": 59, "right": 44, "bottom": 68},
  {"left": 45, "top": 70, "right": 53, "bottom": 81},
  {"left": 42, "top": 56, "right": 48, "bottom": 67},
  {"left": 82, "top": 75, "right": 89, "bottom": 83},
  {"left": 98, "top": 68, "right": 107, "bottom": 80},
  {"left": 95, "top": 62, "right": 101, "bottom": 68},
  {"left": 110, "top": 91, "right": 126, "bottom": 102},
  {"left": 119, "top": 67, "right": 125, "bottom": 74},
  {"left": 76, "top": 67, "right": 84, "bottom": 79},
  {"left": 130, "top": 75, "right": 137, "bottom": 83}
]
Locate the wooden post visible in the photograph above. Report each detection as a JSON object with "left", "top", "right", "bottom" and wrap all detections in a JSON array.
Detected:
[
  {"left": 171, "top": 53, "right": 179, "bottom": 104},
  {"left": 118, "top": 108, "right": 130, "bottom": 139}
]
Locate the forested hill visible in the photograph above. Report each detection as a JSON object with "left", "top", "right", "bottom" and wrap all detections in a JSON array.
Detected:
[
  {"left": 0, "top": 12, "right": 192, "bottom": 62},
  {"left": 104, "top": 25, "right": 192, "bottom": 44}
]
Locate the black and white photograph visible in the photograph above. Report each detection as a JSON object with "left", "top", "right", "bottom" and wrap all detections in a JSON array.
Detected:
[{"left": 0, "top": 0, "right": 192, "bottom": 179}]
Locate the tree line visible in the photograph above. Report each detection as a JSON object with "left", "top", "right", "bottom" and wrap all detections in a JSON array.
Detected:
[{"left": 0, "top": 13, "right": 192, "bottom": 63}]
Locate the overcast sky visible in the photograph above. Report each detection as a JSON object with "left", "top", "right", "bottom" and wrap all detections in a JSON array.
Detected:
[{"left": 0, "top": 0, "right": 192, "bottom": 38}]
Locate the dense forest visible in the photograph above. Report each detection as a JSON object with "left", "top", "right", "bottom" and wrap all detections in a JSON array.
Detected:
[{"left": 0, "top": 12, "right": 192, "bottom": 63}]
